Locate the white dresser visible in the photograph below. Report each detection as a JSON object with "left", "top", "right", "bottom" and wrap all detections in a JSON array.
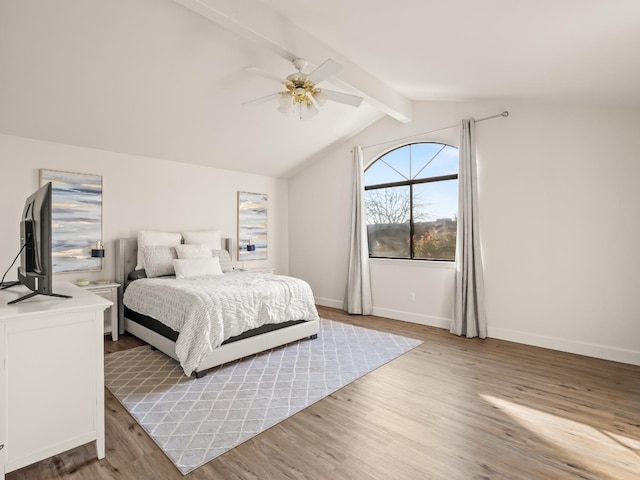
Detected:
[{"left": 0, "top": 281, "right": 110, "bottom": 479}]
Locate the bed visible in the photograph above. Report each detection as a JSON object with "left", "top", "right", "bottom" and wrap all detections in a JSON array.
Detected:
[{"left": 115, "top": 237, "right": 320, "bottom": 377}]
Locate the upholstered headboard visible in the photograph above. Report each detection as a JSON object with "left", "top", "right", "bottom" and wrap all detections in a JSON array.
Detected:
[{"left": 114, "top": 237, "right": 232, "bottom": 331}]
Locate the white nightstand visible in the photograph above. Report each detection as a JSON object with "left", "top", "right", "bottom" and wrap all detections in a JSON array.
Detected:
[{"left": 82, "top": 282, "right": 120, "bottom": 340}]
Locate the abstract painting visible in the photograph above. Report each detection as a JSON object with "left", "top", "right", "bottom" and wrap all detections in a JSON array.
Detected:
[
  {"left": 237, "top": 191, "right": 267, "bottom": 261},
  {"left": 40, "top": 169, "right": 103, "bottom": 272}
]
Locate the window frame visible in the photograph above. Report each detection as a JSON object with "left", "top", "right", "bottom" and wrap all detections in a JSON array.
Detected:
[{"left": 364, "top": 142, "right": 459, "bottom": 262}]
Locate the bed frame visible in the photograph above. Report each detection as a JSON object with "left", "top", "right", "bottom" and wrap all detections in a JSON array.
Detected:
[{"left": 114, "top": 237, "right": 320, "bottom": 377}]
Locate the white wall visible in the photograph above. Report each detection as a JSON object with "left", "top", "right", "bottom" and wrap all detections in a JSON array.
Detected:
[
  {"left": 289, "top": 100, "right": 640, "bottom": 365},
  {"left": 0, "top": 134, "right": 287, "bottom": 285}
]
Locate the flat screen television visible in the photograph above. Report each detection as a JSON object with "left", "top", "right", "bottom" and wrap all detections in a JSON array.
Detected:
[{"left": 1, "top": 182, "right": 71, "bottom": 305}]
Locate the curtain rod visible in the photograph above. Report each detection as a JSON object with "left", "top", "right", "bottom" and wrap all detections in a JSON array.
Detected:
[{"left": 360, "top": 110, "right": 509, "bottom": 151}]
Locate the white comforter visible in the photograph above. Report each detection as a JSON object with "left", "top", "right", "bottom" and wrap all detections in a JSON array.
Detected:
[{"left": 123, "top": 271, "right": 319, "bottom": 375}]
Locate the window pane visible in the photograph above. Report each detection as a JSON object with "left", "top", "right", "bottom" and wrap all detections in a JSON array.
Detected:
[
  {"left": 413, "top": 144, "right": 458, "bottom": 180},
  {"left": 364, "top": 142, "right": 458, "bottom": 261},
  {"left": 413, "top": 180, "right": 458, "bottom": 261},
  {"left": 364, "top": 145, "right": 410, "bottom": 185},
  {"left": 366, "top": 186, "right": 410, "bottom": 258},
  {"left": 364, "top": 159, "right": 404, "bottom": 185}
]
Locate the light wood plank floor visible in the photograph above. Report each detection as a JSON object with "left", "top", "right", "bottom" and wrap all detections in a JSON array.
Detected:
[{"left": 7, "top": 306, "right": 640, "bottom": 479}]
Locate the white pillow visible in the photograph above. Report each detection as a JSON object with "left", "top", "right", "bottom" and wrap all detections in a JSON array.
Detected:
[
  {"left": 172, "top": 257, "right": 223, "bottom": 279},
  {"left": 136, "top": 231, "right": 182, "bottom": 270},
  {"left": 212, "top": 249, "right": 234, "bottom": 272},
  {"left": 175, "top": 244, "right": 213, "bottom": 259},
  {"left": 142, "top": 246, "right": 177, "bottom": 278},
  {"left": 182, "top": 230, "right": 221, "bottom": 250}
]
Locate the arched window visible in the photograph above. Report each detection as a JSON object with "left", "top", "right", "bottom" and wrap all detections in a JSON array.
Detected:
[{"left": 364, "top": 142, "right": 458, "bottom": 261}]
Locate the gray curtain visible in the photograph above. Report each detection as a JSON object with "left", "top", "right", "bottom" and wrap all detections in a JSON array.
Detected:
[
  {"left": 451, "top": 119, "right": 487, "bottom": 338},
  {"left": 344, "top": 146, "right": 373, "bottom": 315}
]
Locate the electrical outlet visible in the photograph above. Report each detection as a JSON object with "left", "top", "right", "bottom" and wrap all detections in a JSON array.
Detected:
[{"left": 409, "top": 291, "right": 415, "bottom": 301}]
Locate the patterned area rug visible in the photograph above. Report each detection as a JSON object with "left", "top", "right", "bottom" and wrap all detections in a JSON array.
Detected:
[{"left": 105, "top": 318, "right": 421, "bottom": 474}]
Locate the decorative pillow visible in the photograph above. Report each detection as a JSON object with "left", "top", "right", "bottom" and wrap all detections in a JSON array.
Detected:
[
  {"left": 141, "top": 245, "right": 177, "bottom": 278},
  {"left": 175, "top": 244, "right": 213, "bottom": 259},
  {"left": 212, "top": 249, "right": 233, "bottom": 272},
  {"left": 136, "top": 230, "right": 182, "bottom": 270},
  {"left": 128, "top": 269, "right": 147, "bottom": 281},
  {"left": 172, "top": 257, "right": 223, "bottom": 279},
  {"left": 181, "top": 230, "right": 222, "bottom": 250}
]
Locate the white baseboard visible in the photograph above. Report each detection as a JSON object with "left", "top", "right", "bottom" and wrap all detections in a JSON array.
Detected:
[
  {"left": 314, "top": 297, "right": 343, "bottom": 309},
  {"left": 314, "top": 297, "right": 451, "bottom": 329},
  {"left": 372, "top": 306, "right": 451, "bottom": 329},
  {"left": 490, "top": 327, "right": 640, "bottom": 366},
  {"left": 314, "top": 297, "right": 640, "bottom": 366}
]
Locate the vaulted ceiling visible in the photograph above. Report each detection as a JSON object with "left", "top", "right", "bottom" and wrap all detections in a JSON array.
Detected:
[{"left": 1, "top": 0, "right": 639, "bottom": 177}]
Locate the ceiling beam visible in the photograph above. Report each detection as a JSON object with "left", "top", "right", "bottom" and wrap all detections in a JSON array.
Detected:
[{"left": 174, "top": 0, "right": 412, "bottom": 123}]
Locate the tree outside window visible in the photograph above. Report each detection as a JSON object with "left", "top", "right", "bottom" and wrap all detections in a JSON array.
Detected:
[{"left": 364, "top": 143, "right": 458, "bottom": 261}]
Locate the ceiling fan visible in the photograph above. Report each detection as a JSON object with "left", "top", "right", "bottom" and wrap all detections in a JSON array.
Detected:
[{"left": 242, "top": 58, "right": 364, "bottom": 120}]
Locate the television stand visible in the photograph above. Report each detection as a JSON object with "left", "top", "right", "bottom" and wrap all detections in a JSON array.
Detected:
[
  {"left": 0, "top": 281, "right": 20, "bottom": 291},
  {"left": 0, "top": 281, "right": 110, "bottom": 477},
  {"left": 8, "top": 291, "right": 72, "bottom": 305}
]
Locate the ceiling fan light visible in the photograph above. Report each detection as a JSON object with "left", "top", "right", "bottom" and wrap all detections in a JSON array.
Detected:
[
  {"left": 278, "top": 92, "right": 292, "bottom": 107},
  {"left": 277, "top": 104, "right": 293, "bottom": 116},
  {"left": 298, "top": 103, "right": 319, "bottom": 121},
  {"left": 277, "top": 93, "right": 294, "bottom": 116},
  {"left": 314, "top": 90, "right": 328, "bottom": 107},
  {"left": 307, "top": 103, "right": 319, "bottom": 118}
]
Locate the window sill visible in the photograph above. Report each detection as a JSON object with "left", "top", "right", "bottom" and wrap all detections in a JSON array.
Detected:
[{"left": 369, "top": 257, "right": 456, "bottom": 270}]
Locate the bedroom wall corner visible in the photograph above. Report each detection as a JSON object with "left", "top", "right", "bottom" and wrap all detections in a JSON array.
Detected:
[{"left": 288, "top": 100, "right": 640, "bottom": 366}]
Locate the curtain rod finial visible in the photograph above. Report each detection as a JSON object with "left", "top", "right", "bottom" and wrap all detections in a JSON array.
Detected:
[{"left": 502, "top": 111, "right": 509, "bottom": 117}]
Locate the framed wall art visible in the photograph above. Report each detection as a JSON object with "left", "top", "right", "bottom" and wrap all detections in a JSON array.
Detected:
[
  {"left": 40, "top": 169, "right": 103, "bottom": 273},
  {"left": 237, "top": 191, "right": 267, "bottom": 261}
]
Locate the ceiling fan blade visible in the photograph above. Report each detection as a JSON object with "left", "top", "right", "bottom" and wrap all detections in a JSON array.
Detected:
[
  {"left": 243, "top": 66, "right": 283, "bottom": 84},
  {"left": 306, "top": 58, "right": 342, "bottom": 85},
  {"left": 242, "top": 92, "right": 281, "bottom": 107},
  {"left": 316, "top": 89, "right": 363, "bottom": 108}
]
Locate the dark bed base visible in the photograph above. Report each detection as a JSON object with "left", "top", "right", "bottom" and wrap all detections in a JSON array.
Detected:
[
  {"left": 124, "top": 306, "right": 318, "bottom": 377},
  {"left": 124, "top": 306, "right": 309, "bottom": 345}
]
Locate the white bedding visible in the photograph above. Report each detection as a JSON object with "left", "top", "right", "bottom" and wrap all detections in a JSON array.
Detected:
[{"left": 123, "top": 271, "right": 319, "bottom": 375}]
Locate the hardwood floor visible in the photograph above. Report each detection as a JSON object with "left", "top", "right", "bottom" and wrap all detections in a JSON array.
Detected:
[{"left": 7, "top": 306, "right": 640, "bottom": 479}]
